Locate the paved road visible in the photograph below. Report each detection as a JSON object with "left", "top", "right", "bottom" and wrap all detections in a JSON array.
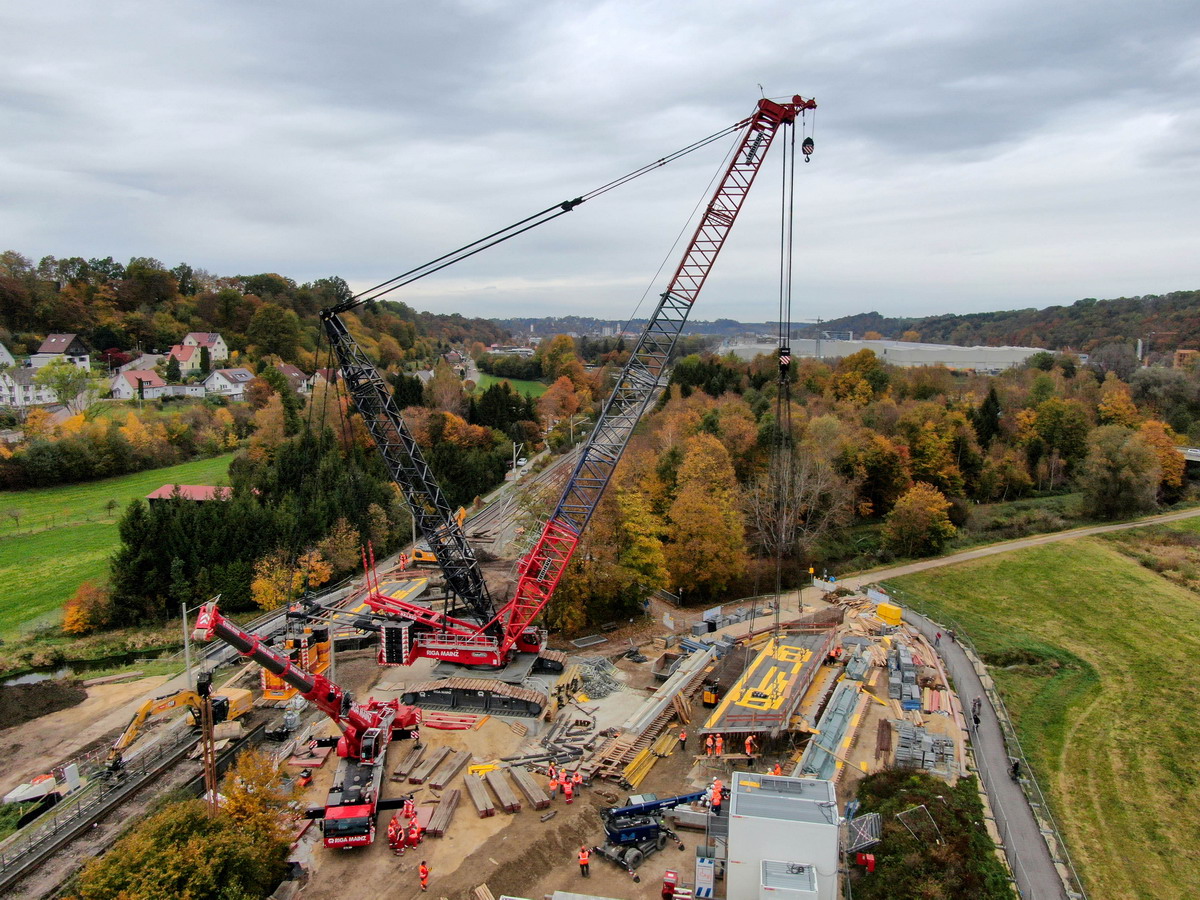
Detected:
[
  {"left": 826, "top": 505, "right": 1200, "bottom": 900},
  {"left": 905, "top": 608, "right": 1067, "bottom": 900}
]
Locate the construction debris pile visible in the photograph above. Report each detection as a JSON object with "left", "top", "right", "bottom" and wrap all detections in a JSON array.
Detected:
[{"left": 575, "top": 656, "right": 624, "bottom": 699}]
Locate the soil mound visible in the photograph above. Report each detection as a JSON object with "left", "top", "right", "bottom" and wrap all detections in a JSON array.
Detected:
[{"left": 0, "top": 680, "right": 88, "bottom": 728}]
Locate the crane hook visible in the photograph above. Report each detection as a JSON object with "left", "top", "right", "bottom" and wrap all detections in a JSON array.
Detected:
[{"left": 802, "top": 136, "right": 814, "bottom": 163}]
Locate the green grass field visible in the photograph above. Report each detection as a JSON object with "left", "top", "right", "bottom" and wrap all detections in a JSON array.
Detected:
[
  {"left": 886, "top": 536, "right": 1200, "bottom": 900},
  {"left": 0, "top": 454, "right": 235, "bottom": 637},
  {"left": 473, "top": 372, "right": 548, "bottom": 398}
]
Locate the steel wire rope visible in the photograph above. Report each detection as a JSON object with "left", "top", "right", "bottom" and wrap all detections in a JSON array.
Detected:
[
  {"left": 350, "top": 121, "right": 748, "bottom": 308},
  {"left": 618, "top": 127, "right": 744, "bottom": 335}
]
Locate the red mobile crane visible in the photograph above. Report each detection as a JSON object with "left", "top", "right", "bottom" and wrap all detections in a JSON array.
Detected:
[
  {"left": 191, "top": 603, "right": 420, "bottom": 848},
  {"left": 324, "top": 94, "right": 815, "bottom": 714}
]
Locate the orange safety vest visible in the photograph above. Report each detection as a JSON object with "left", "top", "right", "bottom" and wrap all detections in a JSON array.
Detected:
[
  {"left": 715, "top": 736, "right": 724, "bottom": 752},
  {"left": 573, "top": 772, "right": 583, "bottom": 786},
  {"left": 705, "top": 735, "right": 714, "bottom": 748},
  {"left": 579, "top": 848, "right": 591, "bottom": 865},
  {"left": 679, "top": 730, "right": 687, "bottom": 741},
  {"left": 419, "top": 864, "right": 429, "bottom": 882},
  {"left": 563, "top": 781, "right": 574, "bottom": 797},
  {"left": 549, "top": 778, "right": 559, "bottom": 791}
]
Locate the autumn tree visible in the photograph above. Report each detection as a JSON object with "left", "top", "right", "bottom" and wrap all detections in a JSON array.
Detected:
[
  {"left": 220, "top": 747, "right": 296, "bottom": 843},
  {"left": 317, "top": 517, "right": 361, "bottom": 574},
  {"left": 1137, "top": 419, "right": 1185, "bottom": 502},
  {"left": 250, "top": 548, "right": 333, "bottom": 610},
  {"left": 62, "top": 580, "right": 113, "bottom": 635},
  {"left": 743, "top": 444, "right": 853, "bottom": 562},
  {"left": 881, "top": 482, "right": 956, "bottom": 558},
  {"left": 664, "top": 433, "right": 748, "bottom": 600},
  {"left": 246, "top": 302, "right": 302, "bottom": 361},
  {"left": 34, "top": 358, "right": 99, "bottom": 412},
  {"left": 1097, "top": 372, "right": 1140, "bottom": 426},
  {"left": 615, "top": 488, "right": 670, "bottom": 590},
  {"left": 1077, "top": 425, "right": 1160, "bottom": 518},
  {"left": 72, "top": 798, "right": 288, "bottom": 900}
]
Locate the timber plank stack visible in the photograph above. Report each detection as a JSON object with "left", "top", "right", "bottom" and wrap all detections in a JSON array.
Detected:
[
  {"left": 426, "top": 788, "right": 460, "bottom": 837},
  {"left": 510, "top": 766, "right": 551, "bottom": 810},
  {"left": 391, "top": 744, "right": 425, "bottom": 782},
  {"left": 464, "top": 774, "right": 495, "bottom": 817},
  {"left": 430, "top": 750, "right": 472, "bottom": 790},
  {"left": 485, "top": 768, "right": 521, "bottom": 813},
  {"left": 410, "top": 746, "right": 451, "bottom": 784}
]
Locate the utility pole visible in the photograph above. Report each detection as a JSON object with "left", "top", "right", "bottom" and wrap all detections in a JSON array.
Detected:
[
  {"left": 182, "top": 601, "right": 193, "bottom": 692},
  {"left": 197, "top": 670, "right": 218, "bottom": 814}
]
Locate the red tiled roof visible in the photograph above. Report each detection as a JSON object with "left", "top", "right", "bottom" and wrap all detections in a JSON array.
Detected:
[
  {"left": 169, "top": 344, "right": 196, "bottom": 362},
  {"left": 145, "top": 484, "right": 233, "bottom": 501},
  {"left": 121, "top": 371, "right": 165, "bottom": 389},
  {"left": 186, "top": 332, "right": 220, "bottom": 347}
]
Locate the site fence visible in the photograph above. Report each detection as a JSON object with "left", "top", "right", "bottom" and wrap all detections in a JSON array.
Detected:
[{"left": 881, "top": 582, "right": 1089, "bottom": 900}]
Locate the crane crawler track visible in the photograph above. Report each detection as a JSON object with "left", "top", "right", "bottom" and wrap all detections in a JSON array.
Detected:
[{"left": 402, "top": 678, "right": 549, "bottom": 717}]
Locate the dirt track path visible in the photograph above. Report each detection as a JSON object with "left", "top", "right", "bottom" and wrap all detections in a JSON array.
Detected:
[{"left": 836, "top": 505, "right": 1200, "bottom": 592}]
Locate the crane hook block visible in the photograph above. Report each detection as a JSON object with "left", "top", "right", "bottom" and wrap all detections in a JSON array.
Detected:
[{"left": 802, "top": 137, "right": 815, "bottom": 162}]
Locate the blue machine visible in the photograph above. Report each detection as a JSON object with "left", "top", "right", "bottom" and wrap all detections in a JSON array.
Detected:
[{"left": 594, "top": 791, "right": 706, "bottom": 879}]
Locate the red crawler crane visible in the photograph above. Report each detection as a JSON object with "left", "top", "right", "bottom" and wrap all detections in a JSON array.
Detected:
[{"left": 192, "top": 603, "right": 420, "bottom": 848}]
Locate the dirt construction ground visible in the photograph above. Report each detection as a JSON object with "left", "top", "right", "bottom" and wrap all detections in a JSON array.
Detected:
[{"left": 294, "top": 655, "right": 741, "bottom": 900}]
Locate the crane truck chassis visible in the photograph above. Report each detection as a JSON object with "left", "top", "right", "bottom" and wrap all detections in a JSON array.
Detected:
[{"left": 192, "top": 602, "right": 420, "bottom": 849}]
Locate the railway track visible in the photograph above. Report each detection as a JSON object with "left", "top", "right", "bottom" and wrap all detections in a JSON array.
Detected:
[{"left": 0, "top": 721, "right": 266, "bottom": 896}]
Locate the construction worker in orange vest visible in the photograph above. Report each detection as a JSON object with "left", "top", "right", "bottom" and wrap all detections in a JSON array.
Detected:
[
  {"left": 387, "top": 813, "right": 403, "bottom": 855},
  {"left": 572, "top": 770, "right": 584, "bottom": 792},
  {"left": 408, "top": 821, "right": 421, "bottom": 849},
  {"left": 705, "top": 734, "right": 714, "bottom": 757},
  {"left": 578, "top": 845, "right": 591, "bottom": 877},
  {"left": 678, "top": 729, "right": 688, "bottom": 753},
  {"left": 548, "top": 775, "right": 559, "bottom": 800},
  {"left": 419, "top": 861, "right": 430, "bottom": 892},
  {"left": 711, "top": 778, "right": 725, "bottom": 815},
  {"left": 563, "top": 778, "right": 574, "bottom": 804},
  {"left": 745, "top": 734, "right": 755, "bottom": 758},
  {"left": 548, "top": 762, "right": 557, "bottom": 781},
  {"left": 402, "top": 795, "right": 415, "bottom": 820},
  {"left": 772, "top": 762, "right": 783, "bottom": 776},
  {"left": 714, "top": 734, "right": 724, "bottom": 757}
]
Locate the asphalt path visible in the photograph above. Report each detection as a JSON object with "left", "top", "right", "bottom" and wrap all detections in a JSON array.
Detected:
[{"left": 825, "top": 505, "right": 1200, "bottom": 899}]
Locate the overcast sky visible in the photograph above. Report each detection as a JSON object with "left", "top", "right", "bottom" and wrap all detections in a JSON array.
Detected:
[{"left": 3, "top": 1, "right": 1199, "bottom": 325}]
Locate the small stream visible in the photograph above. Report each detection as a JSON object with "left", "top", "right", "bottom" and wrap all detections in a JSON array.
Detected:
[{"left": 0, "top": 648, "right": 181, "bottom": 686}]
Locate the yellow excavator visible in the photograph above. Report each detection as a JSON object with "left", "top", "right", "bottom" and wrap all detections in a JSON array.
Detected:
[
  {"left": 107, "top": 685, "right": 254, "bottom": 770},
  {"left": 410, "top": 507, "right": 468, "bottom": 566}
]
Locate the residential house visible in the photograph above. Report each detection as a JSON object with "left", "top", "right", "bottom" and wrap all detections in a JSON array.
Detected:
[
  {"left": 111, "top": 370, "right": 166, "bottom": 401},
  {"left": 146, "top": 484, "right": 233, "bottom": 503},
  {"left": 183, "top": 332, "right": 230, "bottom": 362},
  {"left": 203, "top": 367, "right": 256, "bottom": 400},
  {"left": 30, "top": 334, "right": 90, "bottom": 370},
  {"left": 0, "top": 368, "right": 56, "bottom": 408},
  {"left": 307, "top": 368, "right": 338, "bottom": 392},
  {"left": 0, "top": 343, "right": 15, "bottom": 367},
  {"left": 167, "top": 343, "right": 201, "bottom": 374},
  {"left": 275, "top": 363, "right": 309, "bottom": 394}
]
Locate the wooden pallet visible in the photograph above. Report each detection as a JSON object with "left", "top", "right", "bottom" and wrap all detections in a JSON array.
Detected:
[
  {"left": 430, "top": 750, "right": 472, "bottom": 790},
  {"left": 510, "top": 767, "right": 550, "bottom": 810},
  {"left": 410, "top": 746, "right": 451, "bottom": 784},
  {"left": 464, "top": 774, "right": 495, "bottom": 817},
  {"left": 391, "top": 744, "right": 425, "bottom": 781},
  {"left": 426, "top": 788, "right": 460, "bottom": 837},
  {"left": 485, "top": 768, "right": 521, "bottom": 813}
]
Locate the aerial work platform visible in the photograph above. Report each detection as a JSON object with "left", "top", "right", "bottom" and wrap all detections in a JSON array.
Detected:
[{"left": 700, "top": 630, "right": 835, "bottom": 737}]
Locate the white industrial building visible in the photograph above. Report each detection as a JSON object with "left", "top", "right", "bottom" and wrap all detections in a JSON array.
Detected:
[
  {"left": 726, "top": 772, "right": 840, "bottom": 899},
  {"left": 723, "top": 337, "right": 1041, "bottom": 372}
]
